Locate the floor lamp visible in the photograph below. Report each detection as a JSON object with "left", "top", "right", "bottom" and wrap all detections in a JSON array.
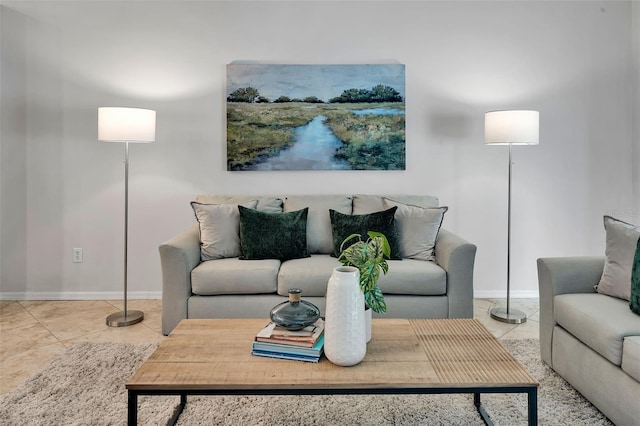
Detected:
[
  {"left": 484, "top": 110, "right": 539, "bottom": 324},
  {"left": 98, "top": 107, "right": 156, "bottom": 327}
]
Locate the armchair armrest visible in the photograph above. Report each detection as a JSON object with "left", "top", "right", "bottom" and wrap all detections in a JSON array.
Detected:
[
  {"left": 435, "top": 228, "right": 477, "bottom": 318},
  {"left": 537, "top": 256, "right": 605, "bottom": 365},
  {"left": 159, "top": 224, "right": 201, "bottom": 335}
]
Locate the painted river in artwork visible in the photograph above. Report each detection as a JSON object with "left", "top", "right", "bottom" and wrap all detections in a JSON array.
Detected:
[{"left": 251, "top": 115, "right": 352, "bottom": 171}]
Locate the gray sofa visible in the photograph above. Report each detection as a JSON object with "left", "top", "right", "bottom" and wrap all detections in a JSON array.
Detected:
[
  {"left": 160, "top": 194, "right": 477, "bottom": 335},
  {"left": 538, "top": 257, "right": 640, "bottom": 425}
]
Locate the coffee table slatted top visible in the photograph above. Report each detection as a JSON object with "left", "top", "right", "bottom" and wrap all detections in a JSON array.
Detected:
[{"left": 127, "top": 318, "right": 537, "bottom": 392}]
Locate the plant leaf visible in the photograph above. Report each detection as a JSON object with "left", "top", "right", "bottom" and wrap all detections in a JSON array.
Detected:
[
  {"left": 367, "top": 231, "right": 391, "bottom": 259},
  {"left": 365, "top": 285, "right": 387, "bottom": 314},
  {"left": 339, "top": 233, "right": 362, "bottom": 253}
]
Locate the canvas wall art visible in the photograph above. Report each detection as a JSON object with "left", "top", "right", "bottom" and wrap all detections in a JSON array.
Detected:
[{"left": 226, "top": 64, "right": 405, "bottom": 171}]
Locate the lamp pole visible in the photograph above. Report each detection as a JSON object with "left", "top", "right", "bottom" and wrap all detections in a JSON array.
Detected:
[{"left": 106, "top": 141, "right": 144, "bottom": 327}]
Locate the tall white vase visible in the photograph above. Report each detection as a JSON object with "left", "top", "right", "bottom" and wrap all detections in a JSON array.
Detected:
[{"left": 324, "top": 266, "right": 367, "bottom": 366}]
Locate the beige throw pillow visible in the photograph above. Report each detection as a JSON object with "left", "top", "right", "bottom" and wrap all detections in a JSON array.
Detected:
[
  {"left": 383, "top": 198, "right": 447, "bottom": 261},
  {"left": 597, "top": 216, "right": 640, "bottom": 301},
  {"left": 191, "top": 200, "right": 258, "bottom": 261}
]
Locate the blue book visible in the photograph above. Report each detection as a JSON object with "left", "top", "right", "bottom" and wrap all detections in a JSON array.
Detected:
[
  {"left": 251, "top": 349, "right": 320, "bottom": 363},
  {"left": 252, "top": 333, "right": 324, "bottom": 357}
]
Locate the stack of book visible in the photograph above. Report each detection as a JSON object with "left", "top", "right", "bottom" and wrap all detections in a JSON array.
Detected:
[{"left": 252, "top": 318, "right": 324, "bottom": 363}]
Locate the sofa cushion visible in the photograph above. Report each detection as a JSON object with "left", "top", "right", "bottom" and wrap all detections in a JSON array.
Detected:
[
  {"left": 277, "top": 256, "right": 446, "bottom": 298},
  {"left": 622, "top": 336, "right": 640, "bottom": 382},
  {"left": 277, "top": 255, "right": 342, "bottom": 297},
  {"left": 329, "top": 207, "right": 402, "bottom": 260},
  {"left": 191, "top": 258, "right": 280, "bottom": 295},
  {"left": 554, "top": 293, "right": 640, "bottom": 366},
  {"left": 191, "top": 200, "right": 258, "bottom": 261},
  {"left": 597, "top": 215, "right": 639, "bottom": 301},
  {"left": 283, "top": 195, "right": 352, "bottom": 254},
  {"left": 238, "top": 206, "right": 310, "bottom": 260},
  {"left": 195, "top": 194, "right": 283, "bottom": 213},
  {"left": 377, "top": 259, "right": 447, "bottom": 295},
  {"left": 352, "top": 194, "right": 439, "bottom": 214},
  {"left": 383, "top": 198, "right": 447, "bottom": 262}
]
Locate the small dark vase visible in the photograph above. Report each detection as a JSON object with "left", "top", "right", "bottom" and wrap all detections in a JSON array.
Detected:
[{"left": 270, "top": 288, "right": 320, "bottom": 331}]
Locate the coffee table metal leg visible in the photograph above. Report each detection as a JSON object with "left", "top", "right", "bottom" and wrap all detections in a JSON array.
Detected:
[
  {"left": 528, "top": 389, "right": 538, "bottom": 425},
  {"left": 166, "top": 394, "right": 187, "bottom": 426},
  {"left": 128, "top": 390, "right": 138, "bottom": 426},
  {"left": 473, "top": 393, "right": 494, "bottom": 426}
]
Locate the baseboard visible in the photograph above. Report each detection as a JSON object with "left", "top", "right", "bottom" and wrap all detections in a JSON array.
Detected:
[
  {"left": 473, "top": 290, "right": 539, "bottom": 299},
  {"left": 0, "top": 291, "right": 162, "bottom": 301}
]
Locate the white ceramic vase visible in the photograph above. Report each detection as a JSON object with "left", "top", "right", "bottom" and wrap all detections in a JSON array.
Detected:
[
  {"left": 365, "top": 305, "right": 372, "bottom": 343},
  {"left": 324, "top": 266, "right": 367, "bottom": 366}
]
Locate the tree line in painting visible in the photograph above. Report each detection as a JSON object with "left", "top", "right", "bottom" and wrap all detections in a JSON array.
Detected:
[{"left": 227, "top": 85, "right": 403, "bottom": 104}]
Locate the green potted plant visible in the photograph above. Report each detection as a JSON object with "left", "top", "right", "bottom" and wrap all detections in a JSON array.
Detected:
[{"left": 337, "top": 231, "right": 390, "bottom": 314}]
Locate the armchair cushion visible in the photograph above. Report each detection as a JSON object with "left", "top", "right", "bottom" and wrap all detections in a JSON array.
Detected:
[
  {"left": 554, "top": 293, "right": 640, "bottom": 366},
  {"left": 622, "top": 336, "right": 640, "bottom": 382},
  {"left": 597, "top": 216, "right": 639, "bottom": 301}
]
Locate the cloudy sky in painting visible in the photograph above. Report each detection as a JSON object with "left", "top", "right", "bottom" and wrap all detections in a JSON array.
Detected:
[{"left": 227, "top": 64, "right": 405, "bottom": 102}]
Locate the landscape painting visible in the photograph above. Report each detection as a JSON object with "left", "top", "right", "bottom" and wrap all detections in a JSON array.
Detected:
[{"left": 226, "top": 64, "right": 405, "bottom": 171}]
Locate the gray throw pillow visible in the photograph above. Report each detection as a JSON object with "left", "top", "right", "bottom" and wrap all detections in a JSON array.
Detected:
[
  {"left": 597, "top": 216, "right": 640, "bottom": 301},
  {"left": 383, "top": 198, "right": 447, "bottom": 261},
  {"left": 191, "top": 200, "right": 258, "bottom": 261}
]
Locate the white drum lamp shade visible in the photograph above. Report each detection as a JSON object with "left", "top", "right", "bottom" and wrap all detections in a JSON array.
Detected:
[
  {"left": 484, "top": 110, "right": 539, "bottom": 146},
  {"left": 98, "top": 107, "right": 156, "bottom": 143}
]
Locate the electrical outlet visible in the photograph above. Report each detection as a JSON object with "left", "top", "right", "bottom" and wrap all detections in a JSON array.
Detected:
[{"left": 73, "top": 248, "right": 83, "bottom": 263}]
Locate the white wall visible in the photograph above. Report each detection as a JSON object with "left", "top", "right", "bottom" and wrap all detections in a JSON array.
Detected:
[
  {"left": 0, "top": 6, "right": 28, "bottom": 297},
  {"left": 634, "top": 1, "right": 640, "bottom": 217},
  {"left": 0, "top": 0, "right": 636, "bottom": 300}
]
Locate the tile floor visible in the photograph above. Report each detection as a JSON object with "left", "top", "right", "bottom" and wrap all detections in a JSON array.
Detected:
[{"left": 0, "top": 298, "right": 539, "bottom": 396}]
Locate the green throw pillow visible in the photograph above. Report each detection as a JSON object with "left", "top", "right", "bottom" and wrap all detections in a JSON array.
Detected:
[
  {"left": 238, "top": 206, "right": 309, "bottom": 260},
  {"left": 329, "top": 207, "right": 401, "bottom": 260},
  {"left": 631, "top": 237, "right": 640, "bottom": 315}
]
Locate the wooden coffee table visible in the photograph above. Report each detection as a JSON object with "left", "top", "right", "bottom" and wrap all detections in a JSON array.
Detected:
[{"left": 127, "top": 318, "right": 538, "bottom": 425}]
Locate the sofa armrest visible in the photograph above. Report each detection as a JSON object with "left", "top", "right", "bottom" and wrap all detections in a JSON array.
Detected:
[
  {"left": 435, "top": 228, "right": 477, "bottom": 318},
  {"left": 537, "top": 256, "right": 605, "bottom": 365},
  {"left": 159, "top": 224, "right": 201, "bottom": 335}
]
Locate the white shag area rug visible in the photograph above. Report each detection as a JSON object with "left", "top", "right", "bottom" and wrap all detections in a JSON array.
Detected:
[{"left": 0, "top": 339, "right": 612, "bottom": 425}]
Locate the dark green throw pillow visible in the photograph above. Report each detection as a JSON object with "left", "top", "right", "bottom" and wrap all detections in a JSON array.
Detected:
[
  {"left": 630, "top": 237, "right": 640, "bottom": 315},
  {"left": 329, "top": 207, "right": 402, "bottom": 260},
  {"left": 238, "top": 206, "right": 310, "bottom": 261}
]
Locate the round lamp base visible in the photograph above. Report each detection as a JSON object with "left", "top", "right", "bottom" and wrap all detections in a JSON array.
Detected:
[
  {"left": 106, "top": 310, "right": 144, "bottom": 327},
  {"left": 490, "top": 307, "right": 527, "bottom": 324}
]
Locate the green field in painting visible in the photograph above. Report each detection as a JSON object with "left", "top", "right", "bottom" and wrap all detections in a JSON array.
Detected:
[{"left": 226, "top": 102, "right": 405, "bottom": 170}]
